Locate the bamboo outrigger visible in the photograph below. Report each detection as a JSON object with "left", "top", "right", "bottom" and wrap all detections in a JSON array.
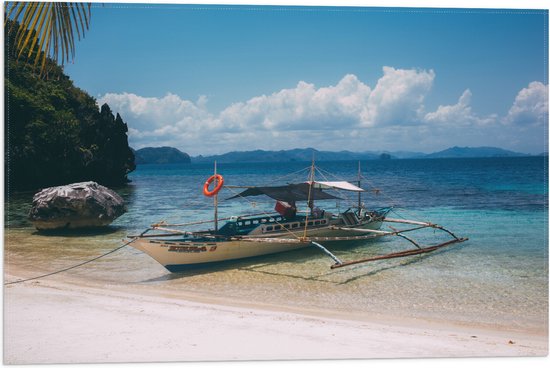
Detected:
[{"left": 129, "top": 162, "right": 468, "bottom": 272}]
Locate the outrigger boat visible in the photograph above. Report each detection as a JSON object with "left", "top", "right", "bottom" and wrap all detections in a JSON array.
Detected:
[{"left": 130, "top": 162, "right": 468, "bottom": 272}]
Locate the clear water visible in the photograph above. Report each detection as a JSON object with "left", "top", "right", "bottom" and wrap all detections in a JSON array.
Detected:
[{"left": 4, "top": 157, "right": 548, "bottom": 331}]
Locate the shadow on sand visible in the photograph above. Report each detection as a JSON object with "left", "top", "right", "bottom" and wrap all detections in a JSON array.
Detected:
[
  {"left": 32, "top": 226, "right": 124, "bottom": 237},
  {"left": 139, "top": 240, "right": 469, "bottom": 284}
]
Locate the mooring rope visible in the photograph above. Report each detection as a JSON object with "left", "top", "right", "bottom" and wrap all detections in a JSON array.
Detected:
[{"left": 4, "top": 233, "right": 146, "bottom": 286}]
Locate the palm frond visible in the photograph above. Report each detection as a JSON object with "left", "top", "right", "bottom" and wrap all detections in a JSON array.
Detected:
[{"left": 5, "top": 2, "right": 92, "bottom": 76}]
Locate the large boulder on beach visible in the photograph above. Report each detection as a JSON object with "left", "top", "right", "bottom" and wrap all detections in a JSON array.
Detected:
[{"left": 29, "top": 182, "right": 126, "bottom": 230}]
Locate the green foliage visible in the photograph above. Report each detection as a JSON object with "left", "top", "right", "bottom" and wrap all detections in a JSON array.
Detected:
[{"left": 4, "top": 20, "right": 135, "bottom": 192}]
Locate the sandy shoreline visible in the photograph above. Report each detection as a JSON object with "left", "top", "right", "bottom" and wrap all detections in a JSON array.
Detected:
[{"left": 3, "top": 264, "right": 547, "bottom": 365}]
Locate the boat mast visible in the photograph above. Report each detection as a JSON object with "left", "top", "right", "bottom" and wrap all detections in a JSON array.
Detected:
[
  {"left": 309, "top": 155, "right": 316, "bottom": 212},
  {"left": 303, "top": 156, "right": 315, "bottom": 239},
  {"left": 357, "top": 161, "right": 362, "bottom": 210},
  {"left": 214, "top": 161, "right": 219, "bottom": 232}
]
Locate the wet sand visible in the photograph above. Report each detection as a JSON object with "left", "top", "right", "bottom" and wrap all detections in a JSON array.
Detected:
[{"left": 3, "top": 263, "right": 547, "bottom": 365}]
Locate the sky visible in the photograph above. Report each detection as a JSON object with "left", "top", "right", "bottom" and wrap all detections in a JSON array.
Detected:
[{"left": 62, "top": 1, "right": 549, "bottom": 156}]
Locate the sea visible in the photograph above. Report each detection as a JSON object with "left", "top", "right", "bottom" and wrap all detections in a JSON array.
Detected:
[{"left": 4, "top": 156, "right": 549, "bottom": 332}]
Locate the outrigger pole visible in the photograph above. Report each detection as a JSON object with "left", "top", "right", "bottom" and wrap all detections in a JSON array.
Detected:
[
  {"left": 237, "top": 218, "right": 468, "bottom": 270},
  {"left": 322, "top": 218, "right": 468, "bottom": 269},
  {"left": 303, "top": 217, "right": 468, "bottom": 269},
  {"left": 330, "top": 237, "right": 467, "bottom": 269},
  {"left": 310, "top": 241, "right": 343, "bottom": 266}
]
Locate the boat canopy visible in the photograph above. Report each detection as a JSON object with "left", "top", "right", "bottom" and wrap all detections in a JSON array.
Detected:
[
  {"left": 226, "top": 180, "right": 364, "bottom": 202},
  {"left": 310, "top": 181, "right": 365, "bottom": 192},
  {"left": 226, "top": 183, "right": 340, "bottom": 202}
]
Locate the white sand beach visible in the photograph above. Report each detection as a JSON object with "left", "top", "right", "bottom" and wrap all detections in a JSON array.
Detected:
[{"left": 3, "top": 264, "right": 547, "bottom": 365}]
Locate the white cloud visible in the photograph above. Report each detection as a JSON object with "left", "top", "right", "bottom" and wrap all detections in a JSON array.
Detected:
[
  {"left": 98, "top": 92, "right": 216, "bottom": 131},
  {"left": 424, "top": 89, "right": 497, "bottom": 126},
  {"left": 98, "top": 69, "right": 547, "bottom": 155},
  {"left": 366, "top": 66, "right": 435, "bottom": 125},
  {"left": 504, "top": 81, "right": 548, "bottom": 126},
  {"left": 217, "top": 67, "right": 436, "bottom": 131},
  {"left": 219, "top": 74, "right": 372, "bottom": 131}
]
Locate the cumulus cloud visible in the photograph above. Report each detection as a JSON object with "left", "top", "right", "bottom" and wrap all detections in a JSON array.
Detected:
[
  {"left": 504, "top": 81, "right": 548, "bottom": 126},
  {"left": 218, "top": 67, "right": 436, "bottom": 131},
  {"left": 98, "top": 92, "right": 216, "bottom": 131},
  {"left": 98, "top": 69, "right": 547, "bottom": 155},
  {"left": 219, "top": 74, "right": 372, "bottom": 131},
  {"left": 424, "top": 89, "right": 497, "bottom": 126},
  {"left": 366, "top": 66, "right": 435, "bottom": 125}
]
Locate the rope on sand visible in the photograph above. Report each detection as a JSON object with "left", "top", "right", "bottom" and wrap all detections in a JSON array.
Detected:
[{"left": 4, "top": 235, "right": 142, "bottom": 286}]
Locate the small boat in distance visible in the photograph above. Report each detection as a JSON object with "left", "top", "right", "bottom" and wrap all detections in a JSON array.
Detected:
[{"left": 129, "top": 162, "right": 468, "bottom": 272}]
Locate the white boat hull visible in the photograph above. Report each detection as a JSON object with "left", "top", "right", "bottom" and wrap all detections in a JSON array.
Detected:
[{"left": 131, "top": 221, "right": 383, "bottom": 272}]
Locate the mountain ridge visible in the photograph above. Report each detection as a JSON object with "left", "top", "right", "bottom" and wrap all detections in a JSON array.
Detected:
[
  {"left": 423, "top": 146, "right": 529, "bottom": 159},
  {"left": 133, "top": 146, "right": 531, "bottom": 164},
  {"left": 191, "top": 146, "right": 528, "bottom": 163},
  {"left": 134, "top": 146, "right": 191, "bottom": 164}
]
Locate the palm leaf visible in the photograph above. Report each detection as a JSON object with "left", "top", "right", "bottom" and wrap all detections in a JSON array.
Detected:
[
  {"left": 5, "top": 2, "right": 92, "bottom": 76},
  {"left": 27, "top": 3, "right": 47, "bottom": 59},
  {"left": 20, "top": 2, "right": 45, "bottom": 58},
  {"left": 69, "top": 5, "right": 81, "bottom": 40}
]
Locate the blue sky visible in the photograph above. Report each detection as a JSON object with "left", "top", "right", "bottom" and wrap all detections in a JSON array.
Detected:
[{"left": 63, "top": 1, "right": 549, "bottom": 155}]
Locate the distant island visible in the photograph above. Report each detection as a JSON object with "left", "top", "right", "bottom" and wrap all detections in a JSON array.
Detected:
[
  {"left": 191, "top": 146, "right": 529, "bottom": 162},
  {"left": 134, "top": 147, "right": 191, "bottom": 164},
  {"left": 193, "top": 148, "right": 383, "bottom": 163},
  {"left": 134, "top": 145, "right": 532, "bottom": 165},
  {"left": 423, "top": 146, "right": 529, "bottom": 159}
]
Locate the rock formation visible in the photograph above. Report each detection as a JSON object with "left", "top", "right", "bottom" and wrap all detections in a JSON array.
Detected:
[{"left": 29, "top": 182, "right": 126, "bottom": 230}]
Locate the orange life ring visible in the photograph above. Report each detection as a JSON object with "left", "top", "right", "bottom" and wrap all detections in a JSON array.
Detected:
[{"left": 203, "top": 174, "right": 224, "bottom": 197}]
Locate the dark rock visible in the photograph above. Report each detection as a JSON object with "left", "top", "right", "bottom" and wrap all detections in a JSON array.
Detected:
[{"left": 28, "top": 182, "right": 126, "bottom": 230}]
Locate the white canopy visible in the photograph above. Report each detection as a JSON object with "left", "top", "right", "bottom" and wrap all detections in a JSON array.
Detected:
[{"left": 308, "top": 181, "right": 365, "bottom": 192}]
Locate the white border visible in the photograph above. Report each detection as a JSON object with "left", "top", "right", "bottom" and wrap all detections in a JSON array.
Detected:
[{"left": 2, "top": 1, "right": 548, "bottom": 368}]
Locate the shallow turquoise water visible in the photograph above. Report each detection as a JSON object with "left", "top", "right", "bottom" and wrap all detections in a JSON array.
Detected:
[{"left": 4, "top": 157, "right": 548, "bottom": 331}]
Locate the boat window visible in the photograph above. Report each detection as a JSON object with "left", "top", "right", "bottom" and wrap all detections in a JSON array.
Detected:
[
  {"left": 314, "top": 220, "right": 320, "bottom": 225},
  {"left": 252, "top": 220, "right": 259, "bottom": 225},
  {"left": 274, "top": 225, "right": 281, "bottom": 230},
  {"left": 291, "top": 223, "right": 298, "bottom": 228},
  {"left": 261, "top": 218, "right": 267, "bottom": 223},
  {"left": 266, "top": 226, "right": 273, "bottom": 231},
  {"left": 269, "top": 218, "right": 275, "bottom": 222},
  {"left": 307, "top": 221, "right": 313, "bottom": 226}
]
